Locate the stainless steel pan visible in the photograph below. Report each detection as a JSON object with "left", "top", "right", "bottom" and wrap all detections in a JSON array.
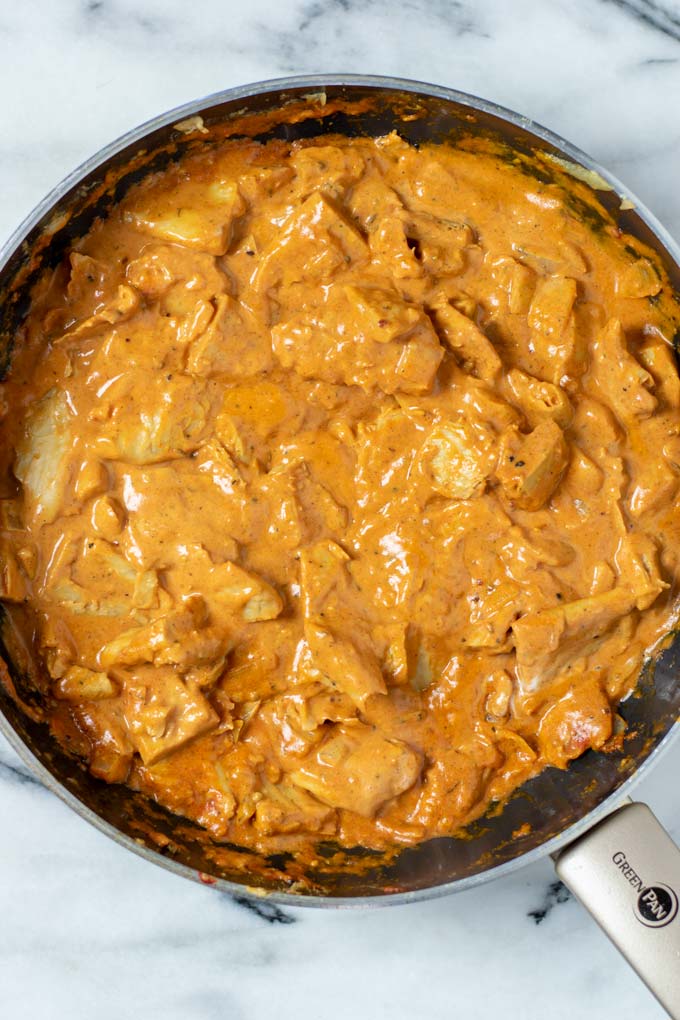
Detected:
[{"left": 1, "top": 75, "right": 679, "bottom": 1016}]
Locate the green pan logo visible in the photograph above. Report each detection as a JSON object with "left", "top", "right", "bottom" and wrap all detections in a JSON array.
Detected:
[{"left": 635, "top": 885, "right": 678, "bottom": 928}]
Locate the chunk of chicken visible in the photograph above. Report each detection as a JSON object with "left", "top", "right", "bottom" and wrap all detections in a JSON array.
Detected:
[
  {"left": 74, "top": 459, "right": 109, "bottom": 502},
  {"left": 14, "top": 388, "right": 74, "bottom": 525},
  {"left": 100, "top": 558, "right": 281, "bottom": 672},
  {"left": 125, "top": 180, "right": 245, "bottom": 256},
  {"left": 505, "top": 368, "right": 573, "bottom": 428},
  {"left": 75, "top": 702, "right": 134, "bottom": 782},
  {"left": 253, "top": 778, "right": 335, "bottom": 836},
  {"left": 504, "top": 259, "right": 536, "bottom": 315},
  {"left": 256, "top": 684, "right": 356, "bottom": 760},
  {"left": 57, "top": 285, "right": 140, "bottom": 342},
  {"left": 614, "top": 533, "right": 668, "bottom": 610},
  {"left": 617, "top": 258, "right": 662, "bottom": 299},
  {"left": 369, "top": 216, "right": 423, "bottom": 278},
  {"left": 525, "top": 276, "right": 582, "bottom": 384},
  {"left": 465, "top": 581, "right": 522, "bottom": 650},
  {"left": 98, "top": 599, "right": 214, "bottom": 673},
  {"left": 344, "top": 285, "right": 422, "bottom": 343},
  {"left": 628, "top": 457, "right": 679, "bottom": 518},
  {"left": 484, "top": 669, "right": 514, "bottom": 720},
  {"left": 570, "top": 397, "right": 621, "bottom": 460},
  {"left": 422, "top": 419, "right": 497, "bottom": 499},
  {"left": 210, "top": 560, "right": 283, "bottom": 623},
  {"left": 298, "top": 539, "right": 351, "bottom": 622},
  {"left": 186, "top": 294, "right": 273, "bottom": 377},
  {"left": 592, "top": 318, "right": 657, "bottom": 422},
  {"left": 303, "top": 624, "right": 387, "bottom": 709},
  {"left": 90, "top": 495, "right": 125, "bottom": 540},
  {"left": 232, "top": 165, "right": 293, "bottom": 208},
  {"left": 388, "top": 149, "right": 462, "bottom": 221},
  {"left": 290, "top": 144, "right": 365, "bottom": 195},
  {"left": 306, "top": 688, "right": 358, "bottom": 728},
  {"left": 94, "top": 373, "right": 212, "bottom": 464},
  {"left": 253, "top": 191, "right": 367, "bottom": 293},
  {"left": 66, "top": 252, "right": 112, "bottom": 305},
  {"left": 537, "top": 678, "right": 613, "bottom": 769},
  {"left": 527, "top": 277, "right": 577, "bottom": 338},
  {"left": 515, "top": 241, "right": 587, "bottom": 277},
  {"left": 272, "top": 286, "right": 443, "bottom": 396},
  {"left": 513, "top": 588, "right": 638, "bottom": 690},
  {"left": 58, "top": 538, "right": 160, "bottom": 618},
  {"left": 122, "top": 666, "right": 219, "bottom": 765},
  {"left": 347, "top": 172, "right": 405, "bottom": 227},
  {"left": 431, "top": 298, "right": 501, "bottom": 383},
  {"left": 126, "top": 243, "right": 230, "bottom": 299},
  {"left": 119, "top": 465, "right": 240, "bottom": 571},
  {"left": 638, "top": 338, "right": 680, "bottom": 410},
  {"left": 48, "top": 578, "right": 133, "bottom": 619},
  {"left": 290, "top": 723, "right": 421, "bottom": 816},
  {"left": 495, "top": 420, "right": 568, "bottom": 510},
  {"left": 406, "top": 213, "right": 472, "bottom": 275},
  {"left": 55, "top": 666, "right": 118, "bottom": 701}
]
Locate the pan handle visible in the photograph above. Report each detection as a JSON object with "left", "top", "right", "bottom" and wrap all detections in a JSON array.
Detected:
[{"left": 555, "top": 800, "right": 680, "bottom": 1018}]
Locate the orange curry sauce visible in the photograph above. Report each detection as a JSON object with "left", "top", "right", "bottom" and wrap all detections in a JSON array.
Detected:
[{"left": 1, "top": 132, "right": 680, "bottom": 855}]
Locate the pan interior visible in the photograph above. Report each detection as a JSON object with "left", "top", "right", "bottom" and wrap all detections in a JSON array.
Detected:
[{"left": 1, "top": 80, "right": 679, "bottom": 900}]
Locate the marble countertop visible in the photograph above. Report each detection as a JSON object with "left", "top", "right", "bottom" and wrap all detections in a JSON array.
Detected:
[{"left": 2, "top": 1, "right": 680, "bottom": 1017}]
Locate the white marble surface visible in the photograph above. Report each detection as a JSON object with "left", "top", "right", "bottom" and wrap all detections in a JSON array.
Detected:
[{"left": 2, "top": 1, "right": 680, "bottom": 1017}]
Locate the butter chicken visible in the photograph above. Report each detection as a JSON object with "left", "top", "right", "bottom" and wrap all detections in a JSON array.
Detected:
[{"left": 1, "top": 131, "right": 679, "bottom": 854}]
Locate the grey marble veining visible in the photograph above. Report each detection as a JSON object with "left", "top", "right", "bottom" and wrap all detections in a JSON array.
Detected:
[{"left": 1, "top": 2, "right": 680, "bottom": 1017}]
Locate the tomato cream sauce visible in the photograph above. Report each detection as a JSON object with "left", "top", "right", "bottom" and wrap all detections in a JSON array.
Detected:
[{"left": 1, "top": 132, "right": 680, "bottom": 854}]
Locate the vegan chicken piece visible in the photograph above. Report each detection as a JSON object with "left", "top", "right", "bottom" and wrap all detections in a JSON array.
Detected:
[{"left": 1, "top": 128, "right": 679, "bottom": 867}]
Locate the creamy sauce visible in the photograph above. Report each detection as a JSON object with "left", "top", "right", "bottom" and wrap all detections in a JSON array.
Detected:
[{"left": 1, "top": 132, "right": 680, "bottom": 855}]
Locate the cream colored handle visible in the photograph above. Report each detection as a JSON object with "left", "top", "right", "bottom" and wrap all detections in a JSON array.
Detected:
[{"left": 555, "top": 801, "right": 680, "bottom": 1018}]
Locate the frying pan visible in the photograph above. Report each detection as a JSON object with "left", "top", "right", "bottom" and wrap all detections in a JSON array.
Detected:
[{"left": 1, "top": 75, "right": 679, "bottom": 1016}]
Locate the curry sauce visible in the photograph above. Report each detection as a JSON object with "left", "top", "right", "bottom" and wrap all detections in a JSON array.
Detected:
[{"left": 1, "top": 132, "right": 680, "bottom": 855}]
